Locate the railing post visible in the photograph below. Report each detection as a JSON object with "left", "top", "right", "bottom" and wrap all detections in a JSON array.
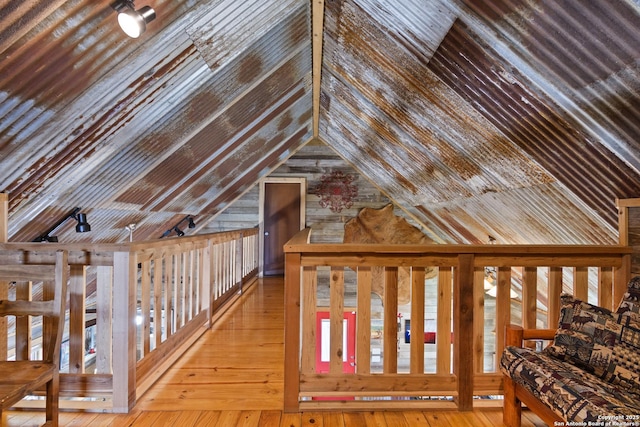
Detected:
[
  {"left": 112, "top": 250, "right": 136, "bottom": 413},
  {"left": 598, "top": 268, "right": 614, "bottom": 310},
  {"left": 615, "top": 254, "right": 631, "bottom": 306},
  {"left": 283, "top": 250, "right": 301, "bottom": 412},
  {"left": 454, "top": 254, "right": 474, "bottom": 411}
]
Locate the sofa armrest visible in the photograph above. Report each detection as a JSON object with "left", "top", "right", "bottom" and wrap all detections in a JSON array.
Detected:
[{"left": 506, "top": 324, "right": 555, "bottom": 347}]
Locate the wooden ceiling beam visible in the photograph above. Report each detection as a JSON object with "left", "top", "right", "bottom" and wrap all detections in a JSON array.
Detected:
[{"left": 312, "top": 0, "right": 325, "bottom": 138}]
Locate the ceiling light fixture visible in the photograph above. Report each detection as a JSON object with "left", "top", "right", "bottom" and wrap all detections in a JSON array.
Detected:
[
  {"left": 33, "top": 207, "right": 92, "bottom": 242},
  {"left": 112, "top": 0, "right": 156, "bottom": 38}
]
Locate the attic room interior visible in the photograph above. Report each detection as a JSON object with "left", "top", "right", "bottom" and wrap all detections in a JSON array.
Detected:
[{"left": 1, "top": 0, "right": 640, "bottom": 426}]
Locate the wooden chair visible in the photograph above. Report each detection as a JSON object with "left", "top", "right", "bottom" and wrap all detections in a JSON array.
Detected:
[
  {"left": 503, "top": 324, "right": 562, "bottom": 427},
  {"left": 0, "top": 250, "right": 69, "bottom": 427}
]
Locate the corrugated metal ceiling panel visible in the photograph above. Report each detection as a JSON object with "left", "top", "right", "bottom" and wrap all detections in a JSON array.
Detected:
[
  {"left": 428, "top": 18, "right": 640, "bottom": 226},
  {"left": 320, "top": 0, "right": 640, "bottom": 243},
  {"left": 1, "top": 0, "right": 312, "bottom": 241}
]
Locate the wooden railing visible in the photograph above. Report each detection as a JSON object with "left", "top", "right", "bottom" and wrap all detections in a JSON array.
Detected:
[
  {"left": 0, "top": 227, "right": 258, "bottom": 413},
  {"left": 283, "top": 228, "right": 632, "bottom": 411}
]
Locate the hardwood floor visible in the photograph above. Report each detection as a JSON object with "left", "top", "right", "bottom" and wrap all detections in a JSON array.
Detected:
[{"left": 4, "top": 277, "right": 545, "bottom": 426}]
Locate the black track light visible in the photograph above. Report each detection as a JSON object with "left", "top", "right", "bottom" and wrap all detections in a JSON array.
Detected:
[
  {"left": 33, "top": 207, "right": 91, "bottom": 242},
  {"left": 160, "top": 215, "right": 197, "bottom": 238}
]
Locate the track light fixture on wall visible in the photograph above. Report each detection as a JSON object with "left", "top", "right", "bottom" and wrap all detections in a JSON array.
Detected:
[
  {"left": 112, "top": 0, "right": 156, "bottom": 38},
  {"left": 33, "top": 207, "right": 91, "bottom": 242},
  {"left": 160, "top": 215, "right": 196, "bottom": 238}
]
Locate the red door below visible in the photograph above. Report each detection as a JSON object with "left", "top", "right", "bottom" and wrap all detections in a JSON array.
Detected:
[{"left": 314, "top": 311, "right": 356, "bottom": 400}]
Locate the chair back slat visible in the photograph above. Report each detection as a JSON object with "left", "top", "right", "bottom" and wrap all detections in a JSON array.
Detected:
[
  {"left": 0, "top": 265, "right": 56, "bottom": 281},
  {"left": 0, "top": 300, "right": 56, "bottom": 317},
  {"left": 0, "top": 249, "right": 68, "bottom": 425},
  {"left": 0, "top": 250, "right": 68, "bottom": 364}
]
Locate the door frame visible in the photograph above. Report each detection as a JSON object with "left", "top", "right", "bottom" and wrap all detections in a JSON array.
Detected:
[{"left": 258, "top": 177, "right": 306, "bottom": 277}]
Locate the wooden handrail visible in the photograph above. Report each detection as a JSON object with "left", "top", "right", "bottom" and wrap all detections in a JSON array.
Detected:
[{"left": 285, "top": 229, "right": 632, "bottom": 257}]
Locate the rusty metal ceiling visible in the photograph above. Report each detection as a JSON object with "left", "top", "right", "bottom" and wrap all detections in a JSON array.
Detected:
[{"left": 1, "top": 0, "right": 639, "bottom": 244}]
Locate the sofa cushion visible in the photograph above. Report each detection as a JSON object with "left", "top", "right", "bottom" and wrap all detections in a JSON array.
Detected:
[
  {"left": 501, "top": 345, "right": 640, "bottom": 422},
  {"left": 545, "top": 295, "right": 640, "bottom": 394},
  {"left": 616, "top": 276, "right": 640, "bottom": 321}
]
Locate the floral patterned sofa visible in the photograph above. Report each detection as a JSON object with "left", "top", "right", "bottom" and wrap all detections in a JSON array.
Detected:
[{"left": 500, "top": 277, "right": 640, "bottom": 426}]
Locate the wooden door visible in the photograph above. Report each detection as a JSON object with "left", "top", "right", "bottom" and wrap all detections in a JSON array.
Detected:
[{"left": 263, "top": 182, "right": 302, "bottom": 276}]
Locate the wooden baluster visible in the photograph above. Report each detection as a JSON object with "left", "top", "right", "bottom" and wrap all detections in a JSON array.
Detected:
[
  {"left": 183, "top": 250, "right": 190, "bottom": 322},
  {"left": 473, "top": 266, "right": 484, "bottom": 374},
  {"left": 194, "top": 248, "right": 200, "bottom": 316},
  {"left": 175, "top": 253, "right": 183, "bottom": 329},
  {"left": 495, "top": 267, "right": 512, "bottom": 369},
  {"left": 522, "top": 267, "right": 537, "bottom": 330},
  {"left": 141, "top": 260, "right": 151, "bottom": 357},
  {"left": 154, "top": 257, "right": 164, "bottom": 348},
  {"left": 165, "top": 254, "right": 174, "bottom": 337},
  {"left": 15, "top": 280, "right": 32, "bottom": 361},
  {"left": 329, "top": 267, "right": 344, "bottom": 375},
  {"left": 437, "top": 268, "right": 452, "bottom": 375},
  {"left": 236, "top": 234, "right": 243, "bottom": 294},
  {"left": 548, "top": 267, "right": 563, "bottom": 327},
  {"left": 224, "top": 242, "right": 229, "bottom": 294},
  {"left": 69, "top": 265, "right": 87, "bottom": 373},
  {"left": 383, "top": 267, "right": 398, "bottom": 374},
  {"left": 301, "top": 266, "right": 317, "bottom": 375},
  {"left": 96, "top": 265, "right": 112, "bottom": 375},
  {"left": 410, "top": 267, "right": 425, "bottom": 374},
  {"left": 202, "top": 244, "right": 212, "bottom": 328},
  {"left": 190, "top": 248, "right": 196, "bottom": 320},
  {"left": 573, "top": 267, "right": 588, "bottom": 302},
  {"left": 212, "top": 244, "right": 218, "bottom": 301},
  {"left": 356, "top": 267, "right": 372, "bottom": 374},
  {"left": 197, "top": 245, "right": 203, "bottom": 315}
]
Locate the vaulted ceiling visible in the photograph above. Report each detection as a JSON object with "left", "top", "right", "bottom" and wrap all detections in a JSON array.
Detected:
[{"left": 1, "top": 0, "right": 639, "bottom": 244}]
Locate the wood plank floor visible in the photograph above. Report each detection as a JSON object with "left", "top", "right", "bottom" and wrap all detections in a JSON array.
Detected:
[{"left": 4, "top": 277, "right": 545, "bottom": 426}]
